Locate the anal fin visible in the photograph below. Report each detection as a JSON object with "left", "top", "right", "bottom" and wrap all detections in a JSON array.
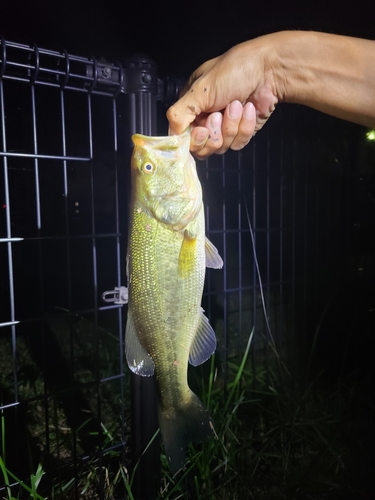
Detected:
[{"left": 189, "top": 308, "right": 217, "bottom": 366}]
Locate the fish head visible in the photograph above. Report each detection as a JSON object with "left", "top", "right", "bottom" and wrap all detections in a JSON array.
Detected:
[{"left": 131, "top": 129, "right": 202, "bottom": 230}]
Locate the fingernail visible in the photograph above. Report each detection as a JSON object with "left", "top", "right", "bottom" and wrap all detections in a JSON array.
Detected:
[
  {"left": 194, "top": 129, "right": 209, "bottom": 146},
  {"left": 229, "top": 100, "right": 242, "bottom": 119},
  {"left": 244, "top": 102, "right": 255, "bottom": 120},
  {"left": 210, "top": 112, "right": 222, "bottom": 129}
]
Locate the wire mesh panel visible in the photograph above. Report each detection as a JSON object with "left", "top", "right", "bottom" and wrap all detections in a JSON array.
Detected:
[{"left": 0, "top": 39, "right": 131, "bottom": 498}]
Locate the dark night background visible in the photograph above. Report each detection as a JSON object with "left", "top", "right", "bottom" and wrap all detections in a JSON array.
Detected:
[
  {"left": 1, "top": 1, "right": 375, "bottom": 498},
  {"left": 2, "top": 0, "right": 375, "bottom": 78}
]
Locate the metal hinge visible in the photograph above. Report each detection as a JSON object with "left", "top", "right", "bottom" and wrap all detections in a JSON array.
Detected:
[{"left": 102, "top": 286, "right": 128, "bottom": 305}]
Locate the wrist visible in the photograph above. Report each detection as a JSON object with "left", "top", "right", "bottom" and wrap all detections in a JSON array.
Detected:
[{"left": 265, "top": 31, "right": 316, "bottom": 104}]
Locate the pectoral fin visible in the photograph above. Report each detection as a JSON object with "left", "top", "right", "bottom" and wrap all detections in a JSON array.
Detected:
[
  {"left": 205, "top": 237, "right": 223, "bottom": 269},
  {"left": 178, "top": 230, "right": 197, "bottom": 278},
  {"left": 125, "top": 308, "right": 155, "bottom": 376},
  {"left": 189, "top": 308, "right": 217, "bottom": 366}
]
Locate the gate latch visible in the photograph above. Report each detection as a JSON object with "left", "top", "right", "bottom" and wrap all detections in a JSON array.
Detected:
[{"left": 102, "top": 286, "right": 128, "bottom": 305}]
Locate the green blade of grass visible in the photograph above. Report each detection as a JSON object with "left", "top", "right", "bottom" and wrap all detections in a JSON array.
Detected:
[
  {"left": 0, "top": 455, "right": 12, "bottom": 500},
  {"left": 223, "top": 326, "right": 254, "bottom": 415},
  {"left": 1, "top": 414, "right": 5, "bottom": 461},
  {"left": 128, "top": 428, "right": 160, "bottom": 488},
  {"left": 0, "top": 459, "right": 45, "bottom": 500},
  {"left": 119, "top": 467, "right": 135, "bottom": 500}
]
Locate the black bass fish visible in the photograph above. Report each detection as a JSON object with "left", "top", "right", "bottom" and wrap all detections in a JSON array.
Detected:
[{"left": 125, "top": 129, "right": 223, "bottom": 473}]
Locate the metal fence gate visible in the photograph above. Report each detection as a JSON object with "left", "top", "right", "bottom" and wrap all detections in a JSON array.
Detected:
[
  {"left": 1, "top": 38, "right": 374, "bottom": 499},
  {"left": 0, "top": 39, "right": 169, "bottom": 499}
]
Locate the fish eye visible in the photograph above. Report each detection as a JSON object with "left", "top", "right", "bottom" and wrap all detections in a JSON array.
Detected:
[{"left": 141, "top": 161, "right": 155, "bottom": 174}]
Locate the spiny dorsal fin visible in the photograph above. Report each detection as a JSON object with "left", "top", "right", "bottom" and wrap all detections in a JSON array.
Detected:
[
  {"left": 125, "top": 308, "right": 155, "bottom": 376},
  {"left": 205, "top": 237, "right": 223, "bottom": 269},
  {"left": 189, "top": 308, "right": 217, "bottom": 366}
]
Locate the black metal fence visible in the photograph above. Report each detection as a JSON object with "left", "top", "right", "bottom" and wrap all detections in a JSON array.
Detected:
[{"left": 1, "top": 38, "right": 374, "bottom": 499}]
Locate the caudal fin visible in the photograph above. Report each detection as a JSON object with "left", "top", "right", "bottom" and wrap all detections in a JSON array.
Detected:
[{"left": 158, "top": 392, "right": 214, "bottom": 474}]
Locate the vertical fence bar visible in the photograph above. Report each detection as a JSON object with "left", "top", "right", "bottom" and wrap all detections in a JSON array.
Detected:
[
  {"left": 237, "top": 151, "right": 242, "bottom": 354},
  {"left": 0, "top": 77, "right": 20, "bottom": 408},
  {"left": 251, "top": 139, "right": 257, "bottom": 382},
  {"left": 221, "top": 154, "right": 228, "bottom": 380},
  {"left": 302, "top": 141, "right": 309, "bottom": 348},
  {"left": 279, "top": 129, "right": 283, "bottom": 352},
  {"left": 87, "top": 87, "right": 105, "bottom": 498},
  {"left": 265, "top": 129, "right": 271, "bottom": 364},
  {"left": 111, "top": 88, "right": 127, "bottom": 483},
  {"left": 124, "top": 55, "right": 160, "bottom": 500},
  {"left": 59, "top": 80, "right": 81, "bottom": 499},
  {"left": 292, "top": 127, "right": 297, "bottom": 364},
  {"left": 30, "top": 50, "right": 51, "bottom": 473}
]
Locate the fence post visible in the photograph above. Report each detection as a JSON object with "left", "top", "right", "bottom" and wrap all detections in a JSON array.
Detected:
[{"left": 124, "top": 54, "right": 160, "bottom": 500}]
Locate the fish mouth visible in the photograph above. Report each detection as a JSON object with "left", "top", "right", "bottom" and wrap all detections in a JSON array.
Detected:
[{"left": 132, "top": 128, "right": 191, "bottom": 152}]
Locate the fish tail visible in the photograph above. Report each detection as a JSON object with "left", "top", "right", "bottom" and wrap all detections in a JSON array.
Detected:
[{"left": 158, "top": 391, "right": 214, "bottom": 474}]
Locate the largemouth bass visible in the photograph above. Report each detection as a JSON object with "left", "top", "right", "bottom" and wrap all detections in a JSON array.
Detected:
[{"left": 125, "top": 129, "right": 223, "bottom": 473}]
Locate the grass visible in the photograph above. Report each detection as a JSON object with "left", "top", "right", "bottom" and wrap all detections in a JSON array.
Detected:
[
  {"left": 1, "top": 310, "right": 372, "bottom": 499},
  {"left": 0, "top": 461, "right": 44, "bottom": 500},
  {"left": 53, "top": 321, "right": 366, "bottom": 500},
  {"left": 1, "top": 413, "right": 44, "bottom": 500},
  {"left": 152, "top": 331, "right": 367, "bottom": 500}
]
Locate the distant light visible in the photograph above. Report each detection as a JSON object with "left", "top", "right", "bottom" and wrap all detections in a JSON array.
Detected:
[{"left": 366, "top": 130, "right": 375, "bottom": 141}]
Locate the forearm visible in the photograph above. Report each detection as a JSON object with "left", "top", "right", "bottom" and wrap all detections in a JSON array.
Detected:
[{"left": 270, "top": 31, "right": 375, "bottom": 127}]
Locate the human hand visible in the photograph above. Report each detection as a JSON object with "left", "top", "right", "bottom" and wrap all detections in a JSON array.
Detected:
[
  {"left": 168, "top": 30, "right": 375, "bottom": 157},
  {"left": 167, "top": 36, "right": 279, "bottom": 159},
  {"left": 182, "top": 100, "right": 257, "bottom": 159}
]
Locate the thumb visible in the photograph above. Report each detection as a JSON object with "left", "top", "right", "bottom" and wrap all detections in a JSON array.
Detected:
[{"left": 166, "top": 92, "right": 203, "bottom": 135}]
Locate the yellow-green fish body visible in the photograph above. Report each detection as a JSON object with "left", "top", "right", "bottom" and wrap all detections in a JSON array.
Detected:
[{"left": 125, "top": 130, "right": 222, "bottom": 473}]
